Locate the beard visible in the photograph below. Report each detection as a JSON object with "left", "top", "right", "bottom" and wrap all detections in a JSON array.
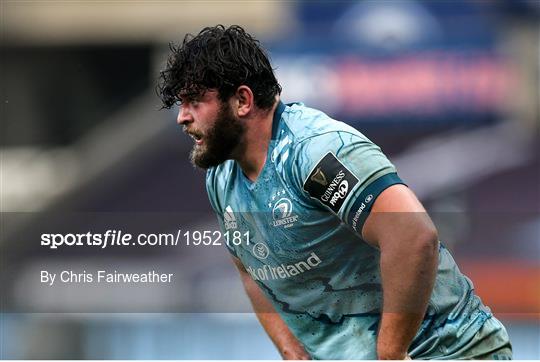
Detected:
[{"left": 189, "top": 102, "right": 245, "bottom": 169}]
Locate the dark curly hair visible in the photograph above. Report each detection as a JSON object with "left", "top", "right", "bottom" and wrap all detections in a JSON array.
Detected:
[{"left": 158, "top": 25, "right": 281, "bottom": 109}]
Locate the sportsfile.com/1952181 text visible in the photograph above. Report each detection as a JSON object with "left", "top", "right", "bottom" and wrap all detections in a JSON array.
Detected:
[{"left": 40, "top": 230, "right": 251, "bottom": 249}]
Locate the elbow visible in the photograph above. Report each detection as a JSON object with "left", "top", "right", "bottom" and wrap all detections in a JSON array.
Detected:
[
  {"left": 414, "top": 223, "right": 439, "bottom": 260},
  {"left": 375, "top": 213, "right": 440, "bottom": 262}
]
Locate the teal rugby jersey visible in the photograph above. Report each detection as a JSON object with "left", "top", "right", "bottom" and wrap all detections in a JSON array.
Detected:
[{"left": 206, "top": 102, "right": 510, "bottom": 359}]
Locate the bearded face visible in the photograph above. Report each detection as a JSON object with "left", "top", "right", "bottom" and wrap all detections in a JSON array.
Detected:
[{"left": 185, "top": 101, "right": 245, "bottom": 169}]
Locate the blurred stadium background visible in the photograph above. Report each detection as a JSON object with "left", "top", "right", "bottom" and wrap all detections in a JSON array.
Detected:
[{"left": 1, "top": 0, "right": 539, "bottom": 359}]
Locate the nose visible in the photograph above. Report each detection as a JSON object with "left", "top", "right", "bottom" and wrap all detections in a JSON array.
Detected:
[{"left": 177, "top": 105, "right": 193, "bottom": 125}]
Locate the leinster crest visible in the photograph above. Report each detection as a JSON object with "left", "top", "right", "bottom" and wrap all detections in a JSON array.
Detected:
[{"left": 268, "top": 189, "right": 299, "bottom": 228}]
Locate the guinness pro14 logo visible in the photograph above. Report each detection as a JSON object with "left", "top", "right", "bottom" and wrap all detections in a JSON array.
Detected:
[{"left": 303, "top": 152, "right": 359, "bottom": 213}]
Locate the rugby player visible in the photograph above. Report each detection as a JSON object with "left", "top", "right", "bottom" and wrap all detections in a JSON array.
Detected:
[{"left": 158, "top": 25, "right": 512, "bottom": 360}]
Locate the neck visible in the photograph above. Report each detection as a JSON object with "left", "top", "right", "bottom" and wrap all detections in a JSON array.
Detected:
[{"left": 235, "top": 100, "right": 279, "bottom": 182}]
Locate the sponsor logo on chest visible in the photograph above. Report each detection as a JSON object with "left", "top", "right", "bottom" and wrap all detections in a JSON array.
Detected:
[{"left": 247, "top": 243, "right": 322, "bottom": 281}]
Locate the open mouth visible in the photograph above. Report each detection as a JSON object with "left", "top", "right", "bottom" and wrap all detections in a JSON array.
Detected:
[{"left": 189, "top": 132, "right": 203, "bottom": 145}]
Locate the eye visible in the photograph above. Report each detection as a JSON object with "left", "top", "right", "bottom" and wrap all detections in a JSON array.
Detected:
[{"left": 178, "top": 94, "right": 201, "bottom": 107}]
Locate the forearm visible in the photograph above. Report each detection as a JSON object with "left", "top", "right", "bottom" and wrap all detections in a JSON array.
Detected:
[
  {"left": 239, "top": 267, "right": 310, "bottom": 359},
  {"left": 377, "top": 231, "right": 439, "bottom": 359},
  {"left": 255, "top": 310, "right": 309, "bottom": 359}
]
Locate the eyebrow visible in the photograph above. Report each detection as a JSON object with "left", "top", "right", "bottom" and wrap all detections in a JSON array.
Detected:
[{"left": 178, "top": 91, "right": 202, "bottom": 102}]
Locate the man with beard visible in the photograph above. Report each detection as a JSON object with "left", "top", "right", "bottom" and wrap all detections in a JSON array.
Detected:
[{"left": 158, "top": 25, "right": 512, "bottom": 360}]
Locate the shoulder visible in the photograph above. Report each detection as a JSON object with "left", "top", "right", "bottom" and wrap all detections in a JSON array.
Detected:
[
  {"left": 274, "top": 103, "right": 400, "bottom": 215},
  {"left": 281, "top": 102, "right": 364, "bottom": 144},
  {"left": 278, "top": 103, "right": 378, "bottom": 173},
  {"left": 275, "top": 103, "right": 371, "bottom": 170},
  {"left": 275, "top": 103, "right": 390, "bottom": 194}
]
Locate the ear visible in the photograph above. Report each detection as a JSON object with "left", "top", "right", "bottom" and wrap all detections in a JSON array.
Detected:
[{"left": 234, "top": 85, "right": 254, "bottom": 117}]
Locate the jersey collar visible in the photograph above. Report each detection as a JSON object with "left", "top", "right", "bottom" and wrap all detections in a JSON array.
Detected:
[{"left": 271, "top": 101, "right": 286, "bottom": 140}]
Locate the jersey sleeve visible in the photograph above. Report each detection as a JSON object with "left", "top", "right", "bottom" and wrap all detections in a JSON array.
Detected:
[
  {"left": 205, "top": 168, "right": 238, "bottom": 257},
  {"left": 291, "top": 130, "right": 406, "bottom": 234}
]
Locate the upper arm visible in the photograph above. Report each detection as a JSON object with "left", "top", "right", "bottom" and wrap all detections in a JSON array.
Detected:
[{"left": 361, "top": 184, "right": 438, "bottom": 249}]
